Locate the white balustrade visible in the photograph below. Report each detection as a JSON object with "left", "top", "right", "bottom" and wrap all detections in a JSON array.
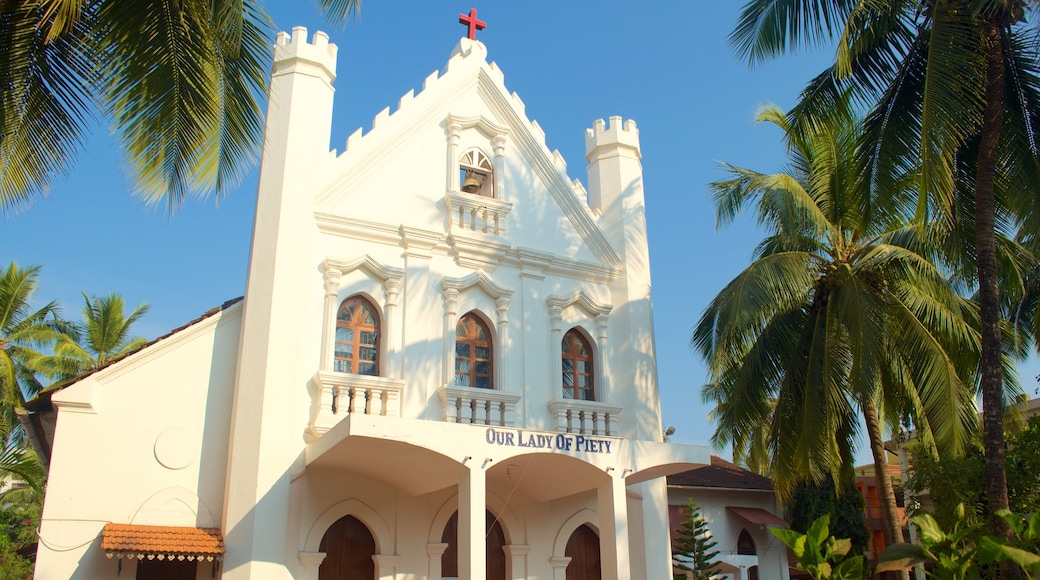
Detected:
[
  {"left": 548, "top": 400, "right": 622, "bottom": 436},
  {"left": 444, "top": 191, "right": 512, "bottom": 236},
  {"left": 307, "top": 371, "right": 404, "bottom": 440},
  {"left": 438, "top": 386, "right": 520, "bottom": 427}
]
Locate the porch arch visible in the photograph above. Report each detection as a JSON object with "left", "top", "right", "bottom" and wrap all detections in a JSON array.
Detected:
[{"left": 304, "top": 498, "right": 392, "bottom": 555}]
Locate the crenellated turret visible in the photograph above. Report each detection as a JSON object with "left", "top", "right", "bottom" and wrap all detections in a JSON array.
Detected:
[{"left": 222, "top": 27, "right": 338, "bottom": 580}]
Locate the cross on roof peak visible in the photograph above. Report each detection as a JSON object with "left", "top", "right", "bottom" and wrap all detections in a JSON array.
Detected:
[{"left": 459, "top": 8, "right": 486, "bottom": 40}]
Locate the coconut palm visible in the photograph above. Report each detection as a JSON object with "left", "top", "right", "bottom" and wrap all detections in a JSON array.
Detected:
[
  {"left": 695, "top": 104, "right": 979, "bottom": 551},
  {"left": 729, "top": 0, "right": 1040, "bottom": 540},
  {"left": 0, "top": 0, "right": 361, "bottom": 214},
  {"left": 0, "top": 263, "right": 61, "bottom": 416},
  {"left": 36, "top": 293, "right": 149, "bottom": 381}
]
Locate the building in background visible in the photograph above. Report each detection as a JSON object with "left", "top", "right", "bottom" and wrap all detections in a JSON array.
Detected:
[{"left": 667, "top": 456, "right": 790, "bottom": 580}]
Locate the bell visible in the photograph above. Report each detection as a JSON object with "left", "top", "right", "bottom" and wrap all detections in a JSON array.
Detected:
[{"left": 461, "top": 171, "right": 482, "bottom": 193}]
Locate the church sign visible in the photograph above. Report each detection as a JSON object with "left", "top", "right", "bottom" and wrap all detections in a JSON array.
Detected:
[{"left": 485, "top": 427, "right": 613, "bottom": 454}]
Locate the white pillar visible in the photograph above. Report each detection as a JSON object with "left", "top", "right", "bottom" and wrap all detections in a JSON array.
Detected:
[
  {"left": 298, "top": 551, "right": 326, "bottom": 580},
  {"left": 597, "top": 470, "right": 630, "bottom": 580},
  {"left": 443, "top": 288, "right": 460, "bottom": 386},
  {"left": 428, "top": 543, "right": 449, "bottom": 580},
  {"left": 320, "top": 266, "right": 342, "bottom": 370},
  {"left": 459, "top": 459, "right": 488, "bottom": 580},
  {"left": 595, "top": 313, "right": 610, "bottom": 402},
  {"left": 373, "top": 554, "right": 401, "bottom": 580},
  {"left": 448, "top": 122, "right": 462, "bottom": 192},
  {"left": 549, "top": 304, "right": 563, "bottom": 400},
  {"left": 503, "top": 544, "right": 529, "bottom": 580},
  {"left": 492, "top": 135, "right": 506, "bottom": 200},
  {"left": 495, "top": 297, "right": 510, "bottom": 391},
  {"left": 383, "top": 277, "right": 402, "bottom": 377},
  {"left": 549, "top": 556, "right": 571, "bottom": 580}
]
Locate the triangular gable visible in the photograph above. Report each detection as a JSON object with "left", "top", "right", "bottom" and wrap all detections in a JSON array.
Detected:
[{"left": 311, "top": 39, "right": 620, "bottom": 275}]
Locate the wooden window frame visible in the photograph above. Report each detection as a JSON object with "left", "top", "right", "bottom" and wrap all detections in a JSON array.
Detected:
[
  {"left": 455, "top": 312, "right": 494, "bottom": 389},
  {"left": 334, "top": 296, "right": 380, "bottom": 376},
  {"left": 562, "top": 328, "right": 594, "bottom": 401}
]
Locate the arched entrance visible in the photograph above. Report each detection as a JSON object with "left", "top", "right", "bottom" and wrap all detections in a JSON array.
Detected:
[
  {"left": 565, "top": 524, "right": 601, "bottom": 580},
  {"left": 441, "top": 510, "right": 506, "bottom": 579},
  {"left": 318, "top": 515, "right": 376, "bottom": 580}
]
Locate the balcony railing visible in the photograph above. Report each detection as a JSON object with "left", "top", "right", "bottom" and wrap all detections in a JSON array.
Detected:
[
  {"left": 307, "top": 371, "right": 404, "bottom": 440},
  {"left": 548, "top": 400, "right": 621, "bottom": 436},
  {"left": 438, "top": 386, "right": 520, "bottom": 427},
  {"left": 444, "top": 191, "right": 512, "bottom": 236}
]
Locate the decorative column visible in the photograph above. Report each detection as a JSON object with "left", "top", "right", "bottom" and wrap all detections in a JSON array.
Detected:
[
  {"left": 443, "top": 288, "right": 460, "bottom": 386},
  {"left": 492, "top": 134, "right": 507, "bottom": 199},
  {"left": 549, "top": 556, "right": 572, "bottom": 580},
  {"left": 383, "top": 277, "right": 402, "bottom": 378},
  {"left": 320, "top": 267, "right": 343, "bottom": 370},
  {"left": 298, "top": 551, "right": 327, "bottom": 580},
  {"left": 427, "top": 543, "right": 449, "bottom": 580},
  {"left": 495, "top": 296, "right": 510, "bottom": 391},
  {"left": 373, "top": 554, "right": 401, "bottom": 580},
  {"left": 447, "top": 122, "right": 463, "bottom": 192},
  {"left": 595, "top": 313, "right": 610, "bottom": 402},
  {"left": 548, "top": 303, "right": 563, "bottom": 405},
  {"left": 459, "top": 458, "right": 488, "bottom": 580},
  {"left": 597, "top": 469, "right": 630, "bottom": 580},
  {"left": 503, "top": 544, "right": 529, "bottom": 580}
]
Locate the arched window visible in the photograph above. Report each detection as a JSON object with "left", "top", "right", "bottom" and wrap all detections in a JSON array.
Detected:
[
  {"left": 460, "top": 148, "right": 494, "bottom": 198},
  {"left": 335, "top": 296, "right": 379, "bottom": 375},
  {"left": 455, "top": 312, "right": 493, "bottom": 389},
  {"left": 562, "top": 329, "right": 594, "bottom": 401},
  {"left": 737, "top": 528, "right": 756, "bottom": 555}
]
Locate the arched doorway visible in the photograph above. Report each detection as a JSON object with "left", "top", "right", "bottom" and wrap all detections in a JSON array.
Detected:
[
  {"left": 318, "top": 515, "right": 376, "bottom": 580},
  {"left": 441, "top": 510, "right": 506, "bottom": 579},
  {"left": 565, "top": 524, "right": 601, "bottom": 580}
]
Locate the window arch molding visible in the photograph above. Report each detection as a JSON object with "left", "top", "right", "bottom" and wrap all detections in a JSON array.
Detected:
[
  {"left": 321, "top": 256, "right": 403, "bottom": 377},
  {"left": 546, "top": 291, "right": 612, "bottom": 402},
  {"left": 441, "top": 272, "right": 514, "bottom": 390}
]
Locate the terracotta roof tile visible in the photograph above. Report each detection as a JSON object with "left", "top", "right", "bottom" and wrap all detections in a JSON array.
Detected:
[
  {"left": 101, "top": 524, "right": 224, "bottom": 561},
  {"left": 666, "top": 455, "right": 773, "bottom": 491}
]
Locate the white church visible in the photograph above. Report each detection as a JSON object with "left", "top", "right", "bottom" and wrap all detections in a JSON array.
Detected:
[{"left": 28, "top": 21, "right": 790, "bottom": 580}]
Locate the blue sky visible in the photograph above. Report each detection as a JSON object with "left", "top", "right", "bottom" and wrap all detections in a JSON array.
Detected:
[{"left": 3, "top": 2, "right": 1033, "bottom": 462}]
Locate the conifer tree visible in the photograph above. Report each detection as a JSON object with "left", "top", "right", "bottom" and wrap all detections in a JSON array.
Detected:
[{"left": 672, "top": 500, "right": 721, "bottom": 580}]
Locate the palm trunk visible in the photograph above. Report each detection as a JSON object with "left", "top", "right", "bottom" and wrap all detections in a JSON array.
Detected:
[
  {"left": 976, "top": 21, "right": 1013, "bottom": 550},
  {"left": 861, "top": 400, "right": 903, "bottom": 549}
]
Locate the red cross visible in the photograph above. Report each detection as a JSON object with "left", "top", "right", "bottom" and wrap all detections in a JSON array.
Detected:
[{"left": 459, "top": 8, "right": 486, "bottom": 40}]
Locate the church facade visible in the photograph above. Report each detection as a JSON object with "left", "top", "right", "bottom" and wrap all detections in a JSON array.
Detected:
[{"left": 33, "top": 27, "right": 711, "bottom": 579}]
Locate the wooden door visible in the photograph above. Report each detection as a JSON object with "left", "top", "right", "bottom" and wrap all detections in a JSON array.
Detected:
[
  {"left": 135, "top": 558, "right": 197, "bottom": 580},
  {"left": 565, "top": 524, "right": 601, "bottom": 580},
  {"left": 441, "top": 510, "right": 506, "bottom": 579},
  {"left": 319, "top": 515, "right": 376, "bottom": 580}
]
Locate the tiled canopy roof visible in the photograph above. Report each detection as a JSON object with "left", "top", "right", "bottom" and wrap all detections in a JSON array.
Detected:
[
  {"left": 101, "top": 524, "right": 225, "bottom": 562},
  {"left": 666, "top": 455, "right": 773, "bottom": 491}
]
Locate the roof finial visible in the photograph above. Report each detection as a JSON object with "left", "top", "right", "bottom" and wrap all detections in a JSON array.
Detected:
[{"left": 459, "top": 8, "right": 486, "bottom": 40}]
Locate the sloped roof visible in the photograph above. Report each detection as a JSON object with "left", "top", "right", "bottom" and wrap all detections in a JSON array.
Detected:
[
  {"left": 101, "top": 524, "right": 224, "bottom": 561},
  {"left": 666, "top": 455, "right": 773, "bottom": 491}
]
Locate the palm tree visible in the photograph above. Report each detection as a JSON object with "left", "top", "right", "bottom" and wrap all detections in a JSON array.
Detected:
[
  {"left": 730, "top": 0, "right": 1040, "bottom": 544},
  {"left": 0, "top": 263, "right": 63, "bottom": 494},
  {"left": 0, "top": 0, "right": 361, "bottom": 214},
  {"left": 0, "top": 263, "right": 62, "bottom": 420},
  {"left": 695, "top": 104, "right": 979, "bottom": 552},
  {"left": 36, "top": 293, "right": 149, "bottom": 381}
]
